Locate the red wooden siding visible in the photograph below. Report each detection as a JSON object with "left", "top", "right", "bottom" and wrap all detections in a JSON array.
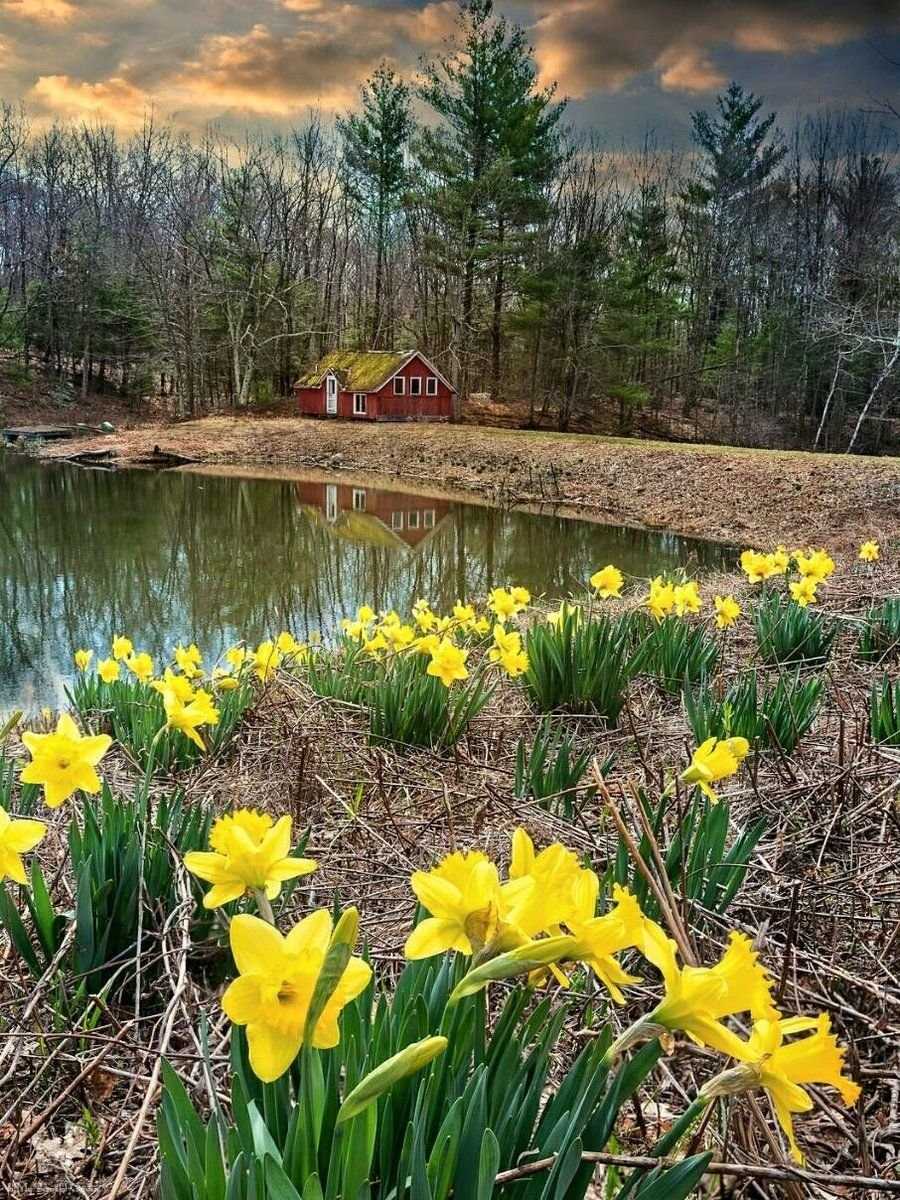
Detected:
[
  {"left": 296, "top": 480, "right": 452, "bottom": 549},
  {"left": 296, "top": 352, "right": 454, "bottom": 421}
]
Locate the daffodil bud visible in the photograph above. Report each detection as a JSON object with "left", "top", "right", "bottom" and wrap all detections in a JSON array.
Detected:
[
  {"left": 337, "top": 1037, "right": 448, "bottom": 1123},
  {"left": 449, "top": 935, "right": 577, "bottom": 1003}
]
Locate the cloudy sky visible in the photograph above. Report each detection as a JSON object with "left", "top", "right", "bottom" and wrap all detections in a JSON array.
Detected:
[{"left": 0, "top": 0, "right": 898, "bottom": 143}]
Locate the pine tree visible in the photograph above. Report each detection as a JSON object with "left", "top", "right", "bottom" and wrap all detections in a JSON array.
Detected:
[{"left": 337, "top": 65, "right": 413, "bottom": 348}]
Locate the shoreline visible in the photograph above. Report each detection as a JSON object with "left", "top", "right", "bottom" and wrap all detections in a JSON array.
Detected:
[{"left": 32, "top": 413, "right": 900, "bottom": 554}]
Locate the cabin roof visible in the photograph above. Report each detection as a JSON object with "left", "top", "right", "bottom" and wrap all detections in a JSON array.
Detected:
[{"left": 296, "top": 350, "right": 414, "bottom": 392}]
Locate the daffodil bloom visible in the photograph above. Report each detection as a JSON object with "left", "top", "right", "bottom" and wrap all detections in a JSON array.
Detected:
[
  {"left": 126, "top": 652, "right": 154, "bottom": 683},
  {"left": 221, "top": 910, "right": 371, "bottom": 1081},
  {"left": 20, "top": 713, "right": 112, "bottom": 808},
  {"left": 212, "top": 667, "right": 239, "bottom": 691},
  {"left": 384, "top": 623, "right": 415, "bottom": 650},
  {"left": 789, "top": 576, "right": 818, "bottom": 607},
  {"left": 413, "top": 633, "right": 441, "bottom": 657},
  {"left": 488, "top": 587, "right": 520, "bottom": 619},
  {"left": 364, "top": 631, "right": 388, "bottom": 657},
  {"left": 498, "top": 648, "right": 529, "bottom": 678},
  {"left": 673, "top": 581, "right": 702, "bottom": 616},
  {"left": 639, "top": 928, "right": 779, "bottom": 1057},
  {"left": 74, "top": 649, "right": 92, "bottom": 672},
  {"left": 414, "top": 606, "right": 437, "bottom": 631},
  {"left": 505, "top": 828, "right": 593, "bottom": 939},
  {"left": 151, "top": 668, "right": 195, "bottom": 703},
  {"left": 564, "top": 879, "right": 652, "bottom": 1002},
  {"left": 405, "top": 850, "right": 503, "bottom": 958},
  {"left": 714, "top": 595, "right": 741, "bottom": 629},
  {"left": 357, "top": 605, "right": 376, "bottom": 625},
  {"left": 701, "top": 1014, "right": 861, "bottom": 1164},
  {"left": 277, "top": 631, "right": 299, "bottom": 654},
  {"left": 858, "top": 540, "right": 879, "bottom": 563},
  {"left": 342, "top": 619, "right": 367, "bottom": 641},
  {"left": 174, "top": 643, "right": 202, "bottom": 678},
  {"left": 590, "top": 565, "right": 623, "bottom": 598},
  {"left": 97, "top": 657, "right": 120, "bottom": 684},
  {"left": 769, "top": 546, "right": 790, "bottom": 574},
  {"left": 488, "top": 623, "right": 522, "bottom": 662},
  {"left": 112, "top": 635, "right": 133, "bottom": 660},
  {"left": 794, "top": 549, "right": 835, "bottom": 582},
  {"left": 681, "top": 736, "right": 750, "bottom": 803},
  {"left": 511, "top": 586, "right": 531, "bottom": 608},
  {"left": 452, "top": 601, "right": 476, "bottom": 626},
  {"left": 253, "top": 641, "right": 282, "bottom": 681},
  {"left": 426, "top": 639, "right": 468, "bottom": 688},
  {"left": 646, "top": 577, "right": 675, "bottom": 621},
  {"left": 184, "top": 809, "right": 317, "bottom": 908},
  {"left": 163, "top": 686, "right": 219, "bottom": 751},
  {"left": 225, "top": 645, "right": 248, "bottom": 671},
  {"left": 472, "top": 615, "right": 490, "bottom": 635},
  {"left": 0, "top": 804, "right": 47, "bottom": 884},
  {"left": 739, "top": 550, "right": 775, "bottom": 584}
]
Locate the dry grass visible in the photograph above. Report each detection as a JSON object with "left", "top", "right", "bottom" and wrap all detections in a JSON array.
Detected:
[{"left": 1, "top": 565, "right": 899, "bottom": 1197}]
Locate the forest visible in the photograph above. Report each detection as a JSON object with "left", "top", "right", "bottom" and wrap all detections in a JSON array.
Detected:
[{"left": 0, "top": 0, "right": 897, "bottom": 452}]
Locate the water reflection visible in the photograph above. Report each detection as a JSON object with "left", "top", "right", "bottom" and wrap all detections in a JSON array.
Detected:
[{"left": 0, "top": 455, "right": 731, "bottom": 709}]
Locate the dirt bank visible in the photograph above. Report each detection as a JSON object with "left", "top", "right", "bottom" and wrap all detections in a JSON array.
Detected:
[{"left": 35, "top": 414, "right": 900, "bottom": 553}]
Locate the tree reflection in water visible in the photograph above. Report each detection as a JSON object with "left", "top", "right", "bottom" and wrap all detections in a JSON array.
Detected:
[{"left": 0, "top": 456, "right": 730, "bottom": 709}]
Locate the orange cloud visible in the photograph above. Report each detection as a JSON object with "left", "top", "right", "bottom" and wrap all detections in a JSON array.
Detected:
[
  {"left": 29, "top": 74, "right": 150, "bottom": 127},
  {"left": 657, "top": 47, "right": 726, "bottom": 94},
  {"left": 2, "top": 0, "right": 77, "bottom": 21}
]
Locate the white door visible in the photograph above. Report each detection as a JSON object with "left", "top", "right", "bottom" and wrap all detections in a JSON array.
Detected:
[
  {"left": 325, "top": 485, "right": 338, "bottom": 522},
  {"left": 326, "top": 375, "right": 338, "bottom": 414}
]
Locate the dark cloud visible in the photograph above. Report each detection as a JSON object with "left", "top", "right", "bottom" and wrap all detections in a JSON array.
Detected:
[{"left": 0, "top": 0, "right": 896, "bottom": 135}]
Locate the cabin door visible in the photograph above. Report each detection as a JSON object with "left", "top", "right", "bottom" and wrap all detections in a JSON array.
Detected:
[{"left": 326, "top": 375, "right": 338, "bottom": 414}]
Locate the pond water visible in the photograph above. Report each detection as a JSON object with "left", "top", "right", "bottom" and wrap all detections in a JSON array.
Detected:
[{"left": 1, "top": 453, "right": 731, "bottom": 710}]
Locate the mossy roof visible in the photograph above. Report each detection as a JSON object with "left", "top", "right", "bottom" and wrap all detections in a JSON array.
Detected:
[{"left": 296, "top": 350, "right": 413, "bottom": 392}]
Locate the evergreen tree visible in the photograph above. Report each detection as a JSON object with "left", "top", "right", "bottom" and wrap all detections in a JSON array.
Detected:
[{"left": 337, "top": 65, "right": 413, "bottom": 348}]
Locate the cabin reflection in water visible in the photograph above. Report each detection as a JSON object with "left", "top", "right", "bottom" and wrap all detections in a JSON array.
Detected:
[{"left": 295, "top": 481, "right": 453, "bottom": 551}]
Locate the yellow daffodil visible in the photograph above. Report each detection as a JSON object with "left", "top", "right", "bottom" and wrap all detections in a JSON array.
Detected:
[
  {"left": 714, "top": 595, "right": 741, "bottom": 629},
  {"left": 646, "top": 577, "right": 675, "bottom": 621},
  {"left": 184, "top": 809, "right": 317, "bottom": 908},
  {"left": 488, "top": 587, "right": 525, "bottom": 619},
  {"left": 472, "top": 615, "right": 490, "bottom": 635},
  {"left": 0, "top": 804, "right": 47, "bottom": 884},
  {"left": 222, "top": 909, "right": 371, "bottom": 1081},
  {"left": 642, "top": 928, "right": 779, "bottom": 1057},
  {"left": 590, "top": 565, "right": 623, "bottom": 598},
  {"left": 858, "top": 541, "right": 879, "bottom": 563},
  {"left": 498, "top": 648, "right": 529, "bottom": 678},
  {"left": 126, "top": 652, "right": 154, "bottom": 683},
  {"left": 74, "top": 649, "right": 92, "bottom": 672},
  {"left": 488, "top": 623, "right": 522, "bottom": 662},
  {"left": 212, "top": 667, "right": 239, "bottom": 691},
  {"left": 405, "top": 850, "right": 502, "bottom": 958},
  {"left": 253, "top": 641, "right": 282, "bottom": 681},
  {"left": 415, "top": 606, "right": 437, "bottom": 631},
  {"left": 739, "top": 550, "right": 775, "bottom": 584},
  {"left": 163, "top": 686, "right": 219, "bottom": 751},
  {"left": 174, "top": 643, "right": 202, "bottom": 678},
  {"left": 794, "top": 549, "right": 834, "bottom": 582},
  {"left": 112, "top": 635, "right": 133, "bottom": 660},
  {"left": 225, "top": 645, "right": 248, "bottom": 671},
  {"left": 673, "top": 581, "right": 702, "bottom": 616},
  {"left": 426, "top": 639, "right": 469, "bottom": 688},
  {"left": 364, "top": 631, "right": 388, "bottom": 657},
  {"left": 413, "top": 633, "right": 441, "bottom": 657},
  {"left": 701, "top": 1014, "right": 861, "bottom": 1164},
  {"left": 20, "top": 713, "right": 112, "bottom": 808},
  {"left": 384, "top": 623, "right": 416, "bottom": 650},
  {"left": 276, "top": 631, "right": 299, "bottom": 654},
  {"left": 681, "top": 736, "right": 750, "bottom": 803},
  {"left": 505, "top": 829, "right": 592, "bottom": 938},
  {"left": 452, "top": 601, "right": 476, "bottom": 626},
  {"left": 151, "top": 668, "right": 195, "bottom": 703},
  {"left": 511, "top": 586, "right": 531, "bottom": 608},
  {"left": 789, "top": 576, "right": 818, "bottom": 608},
  {"left": 97, "top": 657, "right": 120, "bottom": 684},
  {"left": 357, "top": 605, "right": 376, "bottom": 625},
  {"left": 564, "top": 879, "right": 652, "bottom": 1002}
]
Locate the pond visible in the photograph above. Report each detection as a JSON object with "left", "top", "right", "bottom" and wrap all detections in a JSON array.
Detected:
[{"left": 1, "top": 453, "right": 732, "bottom": 710}]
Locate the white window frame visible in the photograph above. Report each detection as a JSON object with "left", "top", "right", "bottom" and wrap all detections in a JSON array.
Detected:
[
  {"left": 393, "top": 376, "right": 406, "bottom": 396},
  {"left": 426, "top": 376, "right": 438, "bottom": 396},
  {"left": 391, "top": 511, "right": 404, "bottom": 531},
  {"left": 352, "top": 489, "right": 366, "bottom": 512},
  {"left": 409, "top": 376, "right": 422, "bottom": 397},
  {"left": 353, "top": 392, "right": 367, "bottom": 415},
  {"left": 407, "top": 511, "right": 420, "bottom": 530},
  {"left": 423, "top": 509, "right": 435, "bottom": 528}
]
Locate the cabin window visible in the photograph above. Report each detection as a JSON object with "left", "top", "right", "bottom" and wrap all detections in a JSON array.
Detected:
[
  {"left": 353, "top": 392, "right": 367, "bottom": 415},
  {"left": 393, "top": 376, "right": 406, "bottom": 396},
  {"left": 391, "top": 511, "right": 404, "bottom": 530},
  {"left": 423, "top": 509, "right": 435, "bottom": 528},
  {"left": 352, "top": 489, "right": 366, "bottom": 512},
  {"left": 409, "top": 376, "right": 422, "bottom": 397},
  {"left": 407, "top": 511, "right": 420, "bottom": 530},
  {"left": 426, "top": 377, "right": 438, "bottom": 396}
]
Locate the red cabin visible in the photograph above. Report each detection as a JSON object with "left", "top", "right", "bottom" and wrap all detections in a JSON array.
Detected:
[
  {"left": 294, "top": 349, "right": 455, "bottom": 422},
  {"left": 296, "top": 479, "right": 453, "bottom": 550}
]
